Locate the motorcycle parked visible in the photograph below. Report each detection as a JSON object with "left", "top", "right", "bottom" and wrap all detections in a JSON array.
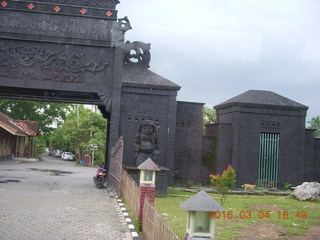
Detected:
[{"left": 93, "top": 164, "right": 107, "bottom": 189}]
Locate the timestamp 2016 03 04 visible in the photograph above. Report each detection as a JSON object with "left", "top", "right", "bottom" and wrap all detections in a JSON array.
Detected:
[{"left": 208, "top": 210, "right": 308, "bottom": 220}]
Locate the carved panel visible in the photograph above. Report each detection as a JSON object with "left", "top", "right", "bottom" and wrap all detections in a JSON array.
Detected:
[
  {"left": 0, "top": 46, "right": 109, "bottom": 83},
  {"left": 0, "top": 12, "right": 114, "bottom": 43}
]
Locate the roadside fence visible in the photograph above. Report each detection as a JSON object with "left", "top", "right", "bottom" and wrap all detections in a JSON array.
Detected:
[
  {"left": 120, "top": 169, "right": 140, "bottom": 219},
  {"left": 120, "top": 169, "right": 181, "bottom": 240}
]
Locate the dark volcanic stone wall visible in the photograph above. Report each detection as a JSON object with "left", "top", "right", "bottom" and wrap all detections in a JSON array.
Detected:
[
  {"left": 315, "top": 138, "right": 320, "bottom": 182},
  {"left": 120, "top": 87, "right": 177, "bottom": 184},
  {"left": 174, "top": 101, "right": 204, "bottom": 185}
]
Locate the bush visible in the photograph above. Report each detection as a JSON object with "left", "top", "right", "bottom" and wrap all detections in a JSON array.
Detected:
[
  {"left": 280, "top": 182, "right": 293, "bottom": 191},
  {"left": 209, "top": 164, "right": 236, "bottom": 204}
]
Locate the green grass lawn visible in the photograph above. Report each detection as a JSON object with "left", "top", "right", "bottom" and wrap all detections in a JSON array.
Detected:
[{"left": 155, "top": 190, "right": 320, "bottom": 239}]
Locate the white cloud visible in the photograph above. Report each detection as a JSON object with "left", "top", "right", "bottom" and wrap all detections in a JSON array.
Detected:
[{"left": 303, "top": 38, "right": 320, "bottom": 65}]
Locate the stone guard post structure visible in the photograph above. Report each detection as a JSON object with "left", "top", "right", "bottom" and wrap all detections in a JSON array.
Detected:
[{"left": 205, "top": 90, "right": 320, "bottom": 187}]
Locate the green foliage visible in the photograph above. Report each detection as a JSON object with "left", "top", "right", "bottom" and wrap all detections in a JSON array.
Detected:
[
  {"left": 50, "top": 106, "right": 107, "bottom": 165},
  {"left": 203, "top": 105, "right": 216, "bottom": 134},
  {"left": 308, "top": 116, "right": 320, "bottom": 138},
  {"left": 34, "top": 136, "right": 47, "bottom": 158},
  {"left": 203, "top": 105, "right": 216, "bottom": 125},
  {"left": 202, "top": 137, "right": 218, "bottom": 174},
  {"left": 280, "top": 182, "right": 293, "bottom": 191},
  {"left": 0, "top": 99, "right": 73, "bottom": 134},
  {"left": 209, "top": 165, "right": 236, "bottom": 204}
]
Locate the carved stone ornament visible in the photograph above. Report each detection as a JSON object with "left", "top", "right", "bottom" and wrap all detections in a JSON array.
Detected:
[
  {"left": 124, "top": 41, "right": 151, "bottom": 68},
  {"left": 0, "top": 47, "right": 109, "bottom": 83},
  {"left": 118, "top": 16, "right": 132, "bottom": 33},
  {"left": 97, "top": 93, "right": 112, "bottom": 112},
  {"left": 134, "top": 120, "right": 160, "bottom": 166}
]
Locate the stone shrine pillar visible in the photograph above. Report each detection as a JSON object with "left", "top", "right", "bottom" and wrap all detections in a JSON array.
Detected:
[{"left": 137, "top": 158, "right": 160, "bottom": 226}]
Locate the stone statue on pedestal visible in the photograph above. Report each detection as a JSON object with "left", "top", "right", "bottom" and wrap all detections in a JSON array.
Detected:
[{"left": 134, "top": 120, "right": 160, "bottom": 166}]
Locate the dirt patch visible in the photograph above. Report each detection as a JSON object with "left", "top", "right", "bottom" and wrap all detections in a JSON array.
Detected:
[
  {"left": 237, "top": 222, "right": 320, "bottom": 240},
  {"left": 250, "top": 203, "right": 283, "bottom": 212},
  {"left": 237, "top": 222, "right": 288, "bottom": 239},
  {"left": 290, "top": 225, "right": 320, "bottom": 240}
]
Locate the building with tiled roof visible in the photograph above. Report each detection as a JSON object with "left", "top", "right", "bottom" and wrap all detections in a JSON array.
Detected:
[{"left": 0, "top": 112, "right": 39, "bottom": 160}]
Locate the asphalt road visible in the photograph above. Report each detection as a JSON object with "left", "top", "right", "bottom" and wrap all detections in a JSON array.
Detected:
[{"left": 0, "top": 155, "right": 131, "bottom": 240}]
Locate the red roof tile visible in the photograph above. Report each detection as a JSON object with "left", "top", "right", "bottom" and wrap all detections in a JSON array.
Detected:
[
  {"left": 0, "top": 112, "right": 39, "bottom": 136},
  {"left": 12, "top": 120, "right": 39, "bottom": 137}
]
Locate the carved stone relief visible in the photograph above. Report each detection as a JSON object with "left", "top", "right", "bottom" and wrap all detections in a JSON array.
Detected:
[
  {"left": 98, "top": 93, "right": 112, "bottom": 112},
  {"left": 0, "top": 13, "right": 113, "bottom": 40},
  {"left": 118, "top": 16, "right": 132, "bottom": 33},
  {"left": 0, "top": 46, "right": 109, "bottom": 83},
  {"left": 134, "top": 120, "right": 160, "bottom": 166},
  {"left": 124, "top": 41, "right": 151, "bottom": 68}
]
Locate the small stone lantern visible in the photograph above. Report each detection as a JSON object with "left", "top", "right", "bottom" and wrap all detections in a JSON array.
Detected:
[
  {"left": 137, "top": 158, "right": 160, "bottom": 225},
  {"left": 137, "top": 157, "right": 160, "bottom": 187},
  {"left": 179, "top": 190, "right": 225, "bottom": 239}
]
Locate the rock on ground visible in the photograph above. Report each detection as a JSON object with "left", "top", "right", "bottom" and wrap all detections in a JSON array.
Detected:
[{"left": 292, "top": 182, "right": 320, "bottom": 201}]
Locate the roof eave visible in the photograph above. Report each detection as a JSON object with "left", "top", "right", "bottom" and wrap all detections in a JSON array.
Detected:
[
  {"left": 214, "top": 102, "right": 309, "bottom": 111},
  {"left": 122, "top": 82, "right": 181, "bottom": 91}
]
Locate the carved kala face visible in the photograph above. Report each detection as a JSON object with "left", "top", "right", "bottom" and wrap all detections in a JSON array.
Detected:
[
  {"left": 19, "top": 48, "right": 37, "bottom": 61},
  {"left": 141, "top": 125, "right": 153, "bottom": 135}
]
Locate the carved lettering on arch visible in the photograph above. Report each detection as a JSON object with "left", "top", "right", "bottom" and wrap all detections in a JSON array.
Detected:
[
  {"left": 0, "top": 47, "right": 109, "bottom": 83},
  {"left": 0, "top": 14, "right": 111, "bottom": 40}
]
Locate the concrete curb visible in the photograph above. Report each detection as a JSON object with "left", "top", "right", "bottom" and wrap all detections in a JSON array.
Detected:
[{"left": 115, "top": 195, "right": 141, "bottom": 240}]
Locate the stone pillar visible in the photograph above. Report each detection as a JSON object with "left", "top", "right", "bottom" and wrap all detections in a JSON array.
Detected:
[{"left": 138, "top": 185, "right": 155, "bottom": 225}]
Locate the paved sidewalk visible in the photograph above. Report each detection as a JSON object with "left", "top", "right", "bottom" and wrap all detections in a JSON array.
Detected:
[{"left": 0, "top": 156, "right": 132, "bottom": 240}]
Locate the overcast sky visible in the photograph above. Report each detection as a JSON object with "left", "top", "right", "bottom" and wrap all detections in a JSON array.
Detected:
[{"left": 117, "top": 0, "right": 320, "bottom": 122}]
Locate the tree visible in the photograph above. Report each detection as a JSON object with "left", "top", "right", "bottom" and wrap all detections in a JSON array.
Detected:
[
  {"left": 209, "top": 165, "right": 236, "bottom": 205},
  {"left": 308, "top": 116, "right": 320, "bottom": 138},
  {"left": 50, "top": 106, "right": 107, "bottom": 164},
  {"left": 0, "top": 99, "right": 73, "bottom": 135},
  {"left": 203, "top": 105, "right": 216, "bottom": 125},
  {"left": 203, "top": 105, "right": 216, "bottom": 134}
]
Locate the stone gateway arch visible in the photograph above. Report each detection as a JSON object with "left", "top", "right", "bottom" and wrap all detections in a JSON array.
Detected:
[{"left": 0, "top": 0, "right": 201, "bottom": 191}]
